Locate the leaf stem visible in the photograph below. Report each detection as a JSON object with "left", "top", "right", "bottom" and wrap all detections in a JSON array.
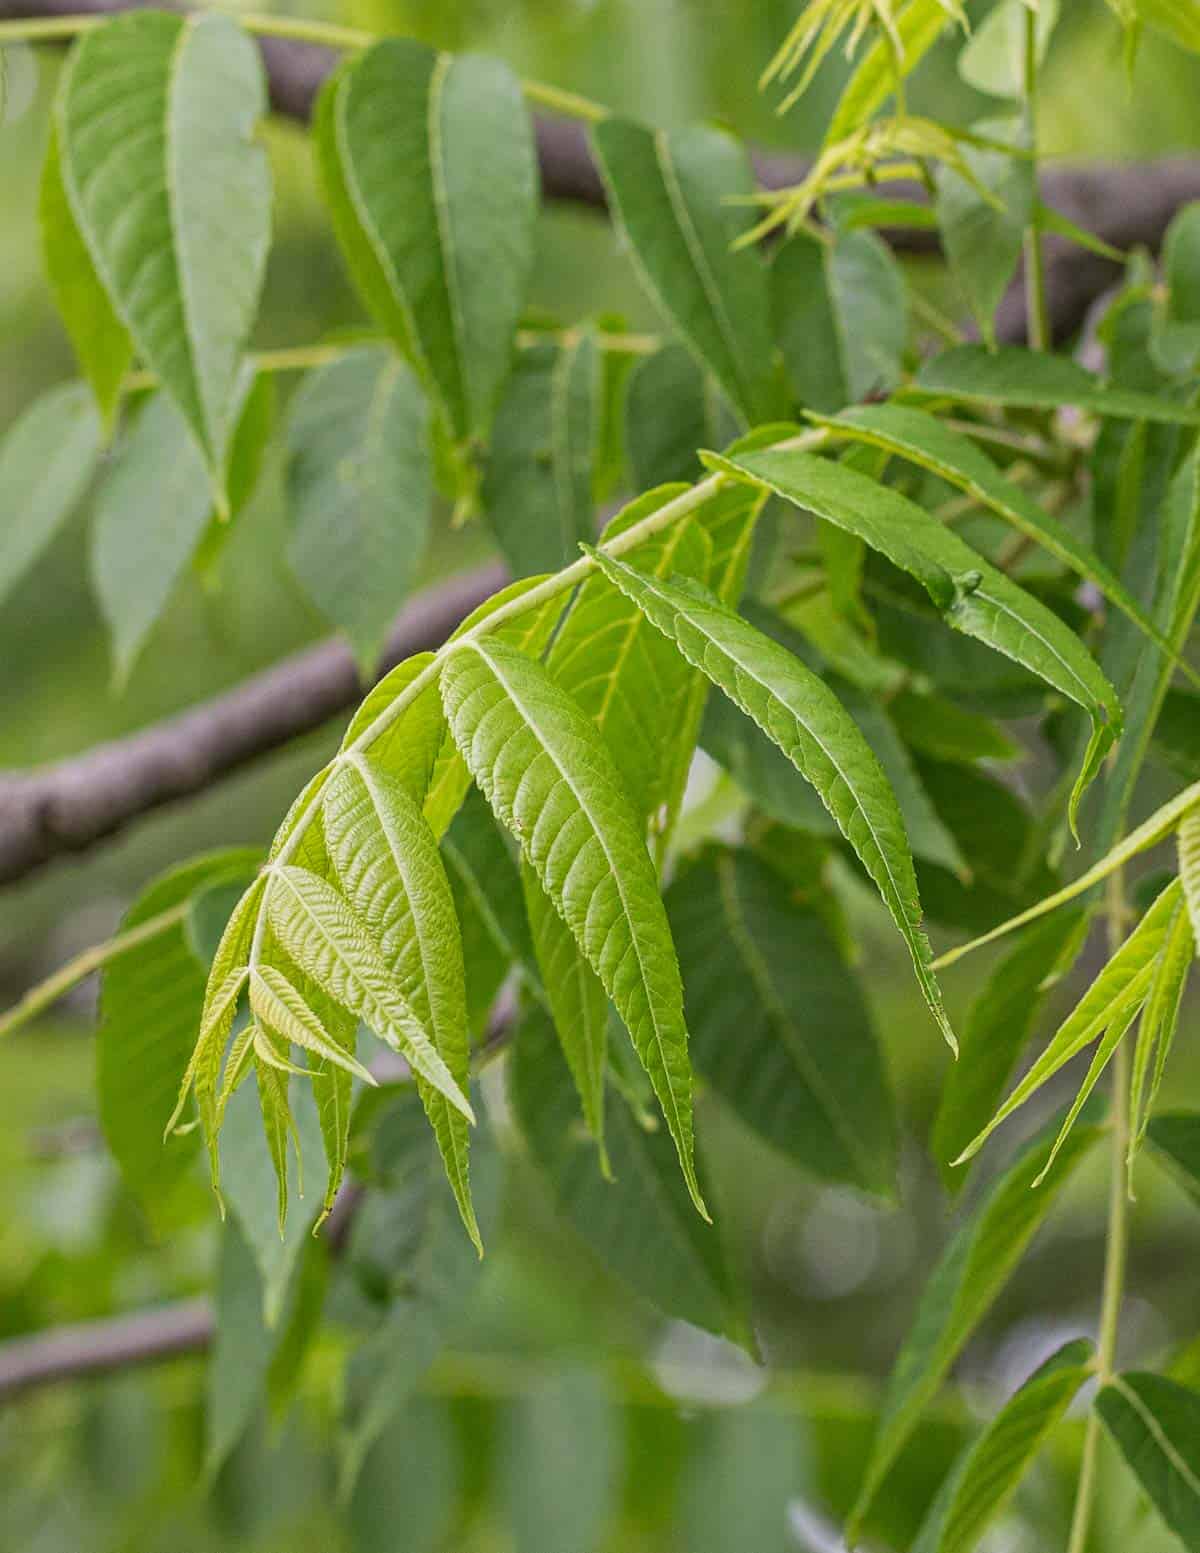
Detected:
[
  {"left": 0, "top": 12, "right": 612, "bottom": 124},
  {"left": 0, "top": 903, "right": 189, "bottom": 1040},
  {"left": 1066, "top": 867, "right": 1132, "bottom": 1553},
  {"left": 1021, "top": 5, "right": 1050, "bottom": 352}
]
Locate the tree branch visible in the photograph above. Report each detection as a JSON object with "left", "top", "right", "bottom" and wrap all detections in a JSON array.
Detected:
[{"left": 0, "top": 1297, "right": 212, "bottom": 1400}]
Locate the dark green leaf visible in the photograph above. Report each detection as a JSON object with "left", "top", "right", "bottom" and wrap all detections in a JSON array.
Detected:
[
  {"left": 1096, "top": 1372, "right": 1200, "bottom": 1550},
  {"left": 625, "top": 344, "right": 738, "bottom": 489}
]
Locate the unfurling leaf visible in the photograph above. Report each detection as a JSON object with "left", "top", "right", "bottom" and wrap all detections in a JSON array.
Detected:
[
  {"left": 589, "top": 549, "right": 956, "bottom": 1052},
  {"left": 439, "top": 636, "right": 707, "bottom": 1216}
]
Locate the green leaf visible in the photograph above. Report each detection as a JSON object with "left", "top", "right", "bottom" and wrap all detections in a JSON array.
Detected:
[
  {"left": 1128, "top": 901, "right": 1194, "bottom": 1181},
  {"left": 625, "top": 345, "right": 738, "bottom": 489},
  {"left": 1152, "top": 204, "right": 1200, "bottom": 375},
  {"left": 1181, "top": 803, "right": 1200, "bottom": 945},
  {"left": 323, "top": 756, "right": 478, "bottom": 1250},
  {"left": 913, "top": 344, "right": 1200, "bottom": 425},
  {"left": 338, "top": 1085, "right": 502, "bottom": 1490},
  {"left": 821, "top": 401, "right": 1189, "bottom": 672},
  {"left": 0, "top": 381, "right": 100, "bottom": 607},
  {"left": 932, "top": 910, "right": 1088, "bottom": 1190},
  {"left": 484, "top": 332, "right": 600, "bottom": 576},
  {"left": 1147, "top": 1112, "right": 1200, "bottom": 1208},
  {"left": 1155, "top": 688, "right": 1200, "bottom": 778},
  {"left": 286, "top": 347, "right": 431, "bottom": 674},
  {"left": 40, "top": 128, "right": 131, "bottom": 428},
  {"left": 888, "top": 689, "right": 1019, "bottom": 765},
  {"left": 98, "top": 848, "right": 259, "bottom": 1199},
  {"left": 848, "top": 1112, "right": 1104, "bottom": 1542},
  {"left": 439, "top": 636, "right": 706, "bottom": 1214},
  {"left": 327, "top": 39, "right": 537, "bottom": 442},
  {"left": 935, "top": 119, "right": 1032, "bottom": 345},
  {"left": 511, "top": 1004, "right": 743, "bottom": 1339},
  {"left": 591, "top": 118, "right": 780, "bottom": 426},
  {"left": 915, "top": 1338, "right": 1094, "bottom": 1553},
  {"left": 713, "top": 446, "right": 1122, "bottom": 824},
  {"left": 249, "top": 966, "right": 374, "bottom": 1085},
  {"left": 351, "top": 1398, "right": 459, "bottom": 1553},
  {"left": 668, "top": 846, "right": 896, "bottom": 1194},
  {"left": 522, "top": 861, "right": 609, "bottom": 1164},
  {"left": 501, "top": 1368, "right": 617, "bottom": 1553},
  {"left": 58, "top": 12, "right": 271, "bottom": 487},
  {"left": 772, "top": 231, "right": 907, "bottom": 413},
  {"left": 955, "top": 879, "right": 1184, "bottom": 1168},
  {"left": 264, "top": 865, "right": 474, "bottom": 1125},
  {"left": 90, "top": 391, "right": 215, "bottom": 687},
  {"left": 935, "top": 777, "right": 1200, "bottom": 967},
  {"left": 1138, "top": 0, "right": 1200, "bottom": 54},
  {"left": 341, "top": 652, "right": 446, "bottom": 801},
  {"left": 958, "top": 0, "right": 1060, "bottom": 97},
  {"left": 218, "top": 1078, "right": 326, "bottom": 1326},
  {"left": 677, "top": 1406, "right": 801, "bottom": 1553},
  {"left": 589, "top": 548, "right": 956, "bottom": 1051},
  {"left": 826, "top": 0, "right": 954, "bottom": 141},
  {"left": 1096, "top": 1372, "right": 1200, "bottom": 1551}
]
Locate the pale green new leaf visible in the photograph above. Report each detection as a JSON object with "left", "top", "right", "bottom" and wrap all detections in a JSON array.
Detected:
[
  {"left": 1129, "top": 898, "right": 1194, "bottom": 1182},
  {"left": 826, "top": 0, "right": 954, "bottom": 142},
  {"left": 287, "top": 348, "right": 431, "bottom": 673},
  {"left": 712, "top": 446, "right": 1121, "bottom": 825},
  {"left": 958, "top": 0, "right": 1060, "bottom": 97},
  {"left": 1180, "top": 803, "right": 1200, "bottom": 946},
  {"left": 935, "top": 778, "right": 1200, "bottom": 967},
  {"left": 916, "top": 1338, "right": 1094, "bottom": 1553},
  {"left": 439, "top": 636, "right": 706, "bottom": 1214},
  {"left": 913, "top": 344, "right": 1200, "bottom": 425},
  {"left": 265, "top": 865, "right": 474, "bottom": 1124},
  {"left": 668, "top": 847, "right": 896, "bottom": 1194},
  {"left": 848, "top": 1114, "right": 1103, "bottom": 1542},
  {"left": 40, "top": 128, "right": 131, "bottom": 427},
  {"left": 1096, "top": 1373, "right": 1200, "bottom": 1551},
  {"left": 329, "top": 39, "right": 537, "bottom": 441},
  {"left": 501, "top": 1368, "right": 617, "bottom": 1553},
  {"left": 101, "top": 849, "right": 260, "bottom": 1198},
  {"left": 522, "top": 860, "right": 609, "bottom": 1165},
  {"left": 0, "top": 381, "right": 100, "bottom": 607},
  {"left": 323, "top": 757, "right": 478, "bottom": 1250},
  {"left": 341, "top": 652, "right": 446, "bottom": 800},
  {"left": 591, "top": 118, "right": 780, "bottom": 426},
  {"left": 589, "top": 550, "right": 956, "bottom": 1052},
  {"left": 484, "top": 332, "right": 600, "bottom": 576},
  {"left": 58, "top": 12, "right": 271, "bottom": 485},
  {"left": 954, "top": 880, "right": 1184, "bottom": 1167},
  {"left": 511, "top": 1005, "right": 743, "bottom": 1339},
  {"left": 249, "top": 966, "right": 374, "bottom": 1085},
  {"left": 821, "top": 401, "right": 1195, "bottom": 673},
  {"left": 1138, "top": 0, "right": 1200, "bottom": 54},
  {"left": 90, "top": 391, "right": 215, "bottom": 687}
]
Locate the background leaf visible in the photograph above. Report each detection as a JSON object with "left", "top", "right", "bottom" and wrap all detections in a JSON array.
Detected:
[{"left": 1096, "top": 1372, "right": 1200, "bottom": 1550}]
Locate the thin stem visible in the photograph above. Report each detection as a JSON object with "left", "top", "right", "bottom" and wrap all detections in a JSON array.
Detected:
[
  {"left": 0, "top": 904, "right": 189, "bottom": 1040},
  {"left": 1066, "top": 868, "right": 1132, "bottom": 1553},
  {"left": 0, "top": 12, "right": 611, "bottom": 124},
  {"left": 1021, "top": 6, "right": 1050, "bottom": 352}
]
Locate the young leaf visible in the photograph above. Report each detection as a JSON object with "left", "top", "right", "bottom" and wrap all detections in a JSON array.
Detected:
[
  {"left": 100, "top": 849, "right": 260, "bottom": 1198},
  {"left": 913, "top": 344, "right": 1200, "bottom": 425},
  {"left": 1180, "top": 803, "right": 1200, "bottom": 946},
  {"left": 958, "top": 0, "right": 1060, "bottom": 97},
  {"left": 323, "top": 756, "right": 478, "bottom": 1250},
  {"left": 848, "top": 1113, "right": 1104, "bottom": 1542},
  {"left": 439, "top": 636, "right": 706, "bottom": 1214},
  {"left": 915, "top": 1338, "right": 1095, "bottom": 1553},
  {"left": 935, "top": 777, "right": 1200, "bottom": 967},
  {"left": 935, "top": 119, "right": 1032, "bottom": 345},
  {"left": 1138, "top": 0, "right": 1200, "bottom": 55},
  {"left": 1095, "top": 1373, "right": 1200, "bottom": 1550},
  {"left": 90, "top": 391, "right": 215, "bottom": 687},
  {"left": 1128, "top": 901, "right": 1194, "bottom": 1180},
  {"left": 825, "top": 0, "right": 954, "bottom": 142},
  {"left": 932, "top": 910, "right": 1088, "bottom": 1190},
  {"left": 484, "top": 332, "right": 600, "bottom": 576},
  {"left": 522, "top": 862, "right": 609, "bottom": 1164},
  {"left": 773, "top": 231, "right": 907, "bottom": 412},
  {"left": 249, "top": 966, "right": 374, "bottom": 1085},
  {"left": 287, "top": 348, "right": 431, "bottom": 674},
  {"left": 667, "top": 846, "right": 896, "bottom": 1195},
  {"left": 341, "top": 652, "right": 446, "bottom": 800},
  {"left": 591, "top": 118, "right": 780, "bottom": 426},
  {"left": 511, "top": 1004, "right": 744, "bottom": 1340},
  {"left": 1147, "top": 1112, "right": 1200, "bottom": 1209},
  {"left": 625, "top": 345, "right": 738, "bottom": 489},
  {"left": 588, "top": 549, "right": 956, "bottom": 1051},
  {"left": 0, "top": 381, "right": 100, "bottom": 607},
  {"left": 264, "top": 865, "right": 474, "bottom": 1124},
  {"left": 58, "top": 12, "right": 271, "bottom": 488},
  {"left": 953, "top": 880, "right": 1184, "bottom": 1167},
  {"left": 40, "top": 128, "right": 131, "bottom": 428},
  {"left": 327, "top": 39, "right": 537, "bottom": 442}
]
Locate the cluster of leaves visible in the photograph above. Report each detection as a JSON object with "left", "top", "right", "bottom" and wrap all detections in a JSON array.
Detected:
[{"left": 4, "top": 1, "right": 1200, "bottom": 1546}]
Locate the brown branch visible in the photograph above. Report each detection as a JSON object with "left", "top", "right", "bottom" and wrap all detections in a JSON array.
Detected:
[
  {"left": 0, "top": 563, "right": 506, "bottom": 887},
  {"left": 0, "top": 1298, "right": 212, "bottom": 1400}
]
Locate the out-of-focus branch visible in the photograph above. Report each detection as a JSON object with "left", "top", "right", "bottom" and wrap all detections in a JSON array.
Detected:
[{"left": 0, "top": 1298, "right": 212, "bottom": 1400}]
